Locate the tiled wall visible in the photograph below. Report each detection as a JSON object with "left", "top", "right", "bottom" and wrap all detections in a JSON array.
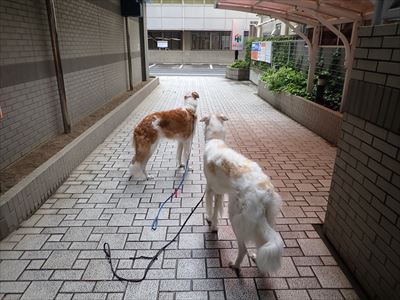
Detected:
[
  {"left": 324, "top": 23, "right": 400, "bottom": 300},
  {"left": 0, "top": 0, "right": 143, "bottom": 170}
]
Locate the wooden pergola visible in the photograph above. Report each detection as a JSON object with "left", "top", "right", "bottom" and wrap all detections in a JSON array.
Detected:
[{"left": 215, "top": 0, "right": 376, "bottom": 111}]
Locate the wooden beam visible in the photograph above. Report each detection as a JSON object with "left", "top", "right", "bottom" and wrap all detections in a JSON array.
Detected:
[
  {"left": 217, "top": 3, "right": 319, "bottom": 26},
  {"left": 267, "top": 0, "right": 362, "bottom": 21}
]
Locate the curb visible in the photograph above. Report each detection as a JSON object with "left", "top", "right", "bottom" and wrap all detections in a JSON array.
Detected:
[{"left": 0, "top": 77, "right": 159, "bottom": 240}]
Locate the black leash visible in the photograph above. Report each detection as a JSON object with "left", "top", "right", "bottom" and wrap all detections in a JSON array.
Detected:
[{"left": 103, "top": 191, "right": 205, "bottom": 282}]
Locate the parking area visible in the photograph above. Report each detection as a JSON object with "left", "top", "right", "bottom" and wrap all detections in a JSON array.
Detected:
[
  {"left": 0, "top": 76, "right": 362, "bottom": 299},
  {"left": 149, "top": 64, "right": 227, "bottom": 76}
]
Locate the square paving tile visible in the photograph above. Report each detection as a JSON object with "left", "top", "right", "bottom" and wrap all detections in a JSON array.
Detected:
[
  {"left": 63, "top": 227, "right": 93, "bottom": 241},
  {"left": 43, "top": 250, "right": 79, "bottom": 269},
  {"left": 312, "top": 266, "right": 352, "bottom": 288},
  {"left": 179, "top": 233, "right": 204, "bottom": 249},
  {"left": 224, "top": 278, "right": 258, "bottom": 300},
  {"left": 0, "top": 260, "right": 29, "bottom": 280},
  {"left": 298, "top": 239, "right": 331, "bottom": 256},
  {"left": 177, "top": 259, "right": 206, "bottom": 279},
  {"left": 15, "top": 234, "right": 49, "bottom": 250},
  {"left": 76, "top": 209, "right": 103, "bottom": 220},
  {"left": 21, "top": 281, "right": 63, "bottom": 300}
]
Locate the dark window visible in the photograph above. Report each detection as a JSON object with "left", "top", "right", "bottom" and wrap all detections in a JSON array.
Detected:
[
  {"left": 148, "top": 31, "right": 182, "bottom": 50},
  {"left": 192, "top": 31, "right": 231, "bottom": 50},
  {"left": 191, "top": 31, "right": 210, "bottom": 50}
]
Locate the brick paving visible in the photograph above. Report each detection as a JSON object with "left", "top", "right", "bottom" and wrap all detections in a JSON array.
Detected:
[{"left": 0, "top": 77, "right": 360, "bottom": 299}]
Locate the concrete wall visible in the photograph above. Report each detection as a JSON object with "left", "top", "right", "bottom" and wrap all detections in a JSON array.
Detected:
[
  {"left": 324, "top": 23, "right": 400, "bottom": 300},
  {"left": 147, "top": 4, "right": 257, "bottom": 31},
  {"left": 0, "top": 78, "right": 158, "bottom": 240},
  {"left": 149, "top": 50, "right": 242, "bottom": 64},
  {"left": 0, "top": 0, "right": 144, "bottom": 170}
]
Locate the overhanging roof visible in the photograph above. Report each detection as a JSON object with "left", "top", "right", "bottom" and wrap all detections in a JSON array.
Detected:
[{"left": 215, "top": 0, "right": 375, "bottom": 26}]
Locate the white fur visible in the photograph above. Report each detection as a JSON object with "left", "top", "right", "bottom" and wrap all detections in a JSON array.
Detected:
[{"left": 201, "top": 114, "right": 284, "bottom": 274}]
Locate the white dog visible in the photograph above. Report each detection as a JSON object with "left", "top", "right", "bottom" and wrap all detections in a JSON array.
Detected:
[
  {"left": 201, "top": 113, "right": 283, "bottom": 274},
  {"left": 130, "top": 91, "right": 199, "bottom": 180}
]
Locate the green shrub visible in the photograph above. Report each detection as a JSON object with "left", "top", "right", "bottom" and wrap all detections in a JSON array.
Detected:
[
  {"left": 261, "top": 66, "right": 311, "bottom": 99},
  {"left": 229, "top": 60, "right": 250, "bottom": 69}
]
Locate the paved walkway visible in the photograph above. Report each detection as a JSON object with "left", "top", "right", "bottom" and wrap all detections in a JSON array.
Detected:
[{"left": 0, "top": 77, "right": 359, "bottom": 300}]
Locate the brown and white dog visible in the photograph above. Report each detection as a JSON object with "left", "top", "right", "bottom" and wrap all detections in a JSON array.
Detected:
[
  {"left": 201, "top": 113, "right": 283, "bottom": 274},
  {"left": 129, "top": 91, "right": 199, "bottom": 180}
]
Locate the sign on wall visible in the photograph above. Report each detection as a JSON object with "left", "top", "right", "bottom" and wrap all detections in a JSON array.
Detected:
[
  {"left": 231, "top": 19, "right": 245, "bottom": 50},
  {"left": 251, "top": 41, "right": 272, "bottom": 63},
  {"left": 157, "top": 40, "right": 168, "bottom": 48}
]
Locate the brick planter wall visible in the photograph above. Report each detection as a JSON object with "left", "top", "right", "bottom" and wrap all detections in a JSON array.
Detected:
[
  {"left": 258, "top": 83, "right": 342, "bottom": 145},
  {"left": 324, "top": 23, "right": 400, "bottom": 300}
]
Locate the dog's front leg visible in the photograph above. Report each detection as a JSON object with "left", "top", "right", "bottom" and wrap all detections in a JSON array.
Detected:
[
  {"left": 183, "top": 139, "right": 194, "bottom": 171},
  {"left": 176, "top": 141, "right": 184, "bottom": 167},
  {"left": 229, "top": 241, "right": 247, "bottom": 270}
]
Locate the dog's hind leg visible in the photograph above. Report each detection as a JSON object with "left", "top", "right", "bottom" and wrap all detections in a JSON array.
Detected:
[
  {"left": 210, "top": 194, "right": 223, "bottom": 232},
  {"left": 130, "top": 140, "right": 155, "bottom": 180},
  {"left": 181, "top": 138, "right": 193, "bottom": 170},
  {"left": 229, "top": 240, "right": 247, "bottom": 270},
  {"left": 205, "top": 186, "right": 214, "bottom": 226}
]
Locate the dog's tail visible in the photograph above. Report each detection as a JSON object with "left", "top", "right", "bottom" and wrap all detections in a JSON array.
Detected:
[
  {"left": 263, "top": 190, "right": 282, "bottom": 227},
  {"left": 256, "top": 227, "right": 284, "bottom": 274},
  {"left": 256, "top": 189, "right": 283, "bottom": 273}
]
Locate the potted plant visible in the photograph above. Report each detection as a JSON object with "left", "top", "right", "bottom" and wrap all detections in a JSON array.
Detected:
[{"left": 225, "top": 60, "right": 250, "bottom": 80}]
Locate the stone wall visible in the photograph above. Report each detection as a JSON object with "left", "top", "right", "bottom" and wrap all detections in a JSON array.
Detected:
[{"left": 324, "top": 23, "right": 400, "bottom": 300}]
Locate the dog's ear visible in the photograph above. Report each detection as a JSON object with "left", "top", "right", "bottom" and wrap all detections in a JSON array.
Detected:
[
  {"left": 191, "top": 91, "right": 199, "bottom": 100},
  {"left": 217, "top": 114, "right": 228, "bottom": 122},
  {"left": 199, "top": 116, "right": 209, "bottom": 123}
]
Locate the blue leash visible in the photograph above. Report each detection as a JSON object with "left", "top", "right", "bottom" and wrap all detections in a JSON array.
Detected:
[{"left": 151, "top": 142, "right": 193, "bottom": 230}]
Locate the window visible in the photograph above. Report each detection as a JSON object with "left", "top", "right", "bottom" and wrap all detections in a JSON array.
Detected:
[
  {"left": 192, "top": 31, "right": 231, "bottom": 50},
  {"left": 148, "top": 31, "right": 182, "bottom": 50},
  {"left": 211, "top": 32, "right": 231, "bottom": 50}
]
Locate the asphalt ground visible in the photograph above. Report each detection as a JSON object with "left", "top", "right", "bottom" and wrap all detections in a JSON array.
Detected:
[{"left": 149, "top": 63, "right": 227, "bottom": 76}]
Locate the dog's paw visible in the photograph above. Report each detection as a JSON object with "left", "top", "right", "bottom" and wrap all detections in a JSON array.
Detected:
[
  {"left": 146, "top": 174, "right": 154, "bottom": 180},
  {"left": 229, "top": 261, "right": 240, "bottom": 270},
  {"left": 210, "top": 225, "right": 218, "bottom": 233}
]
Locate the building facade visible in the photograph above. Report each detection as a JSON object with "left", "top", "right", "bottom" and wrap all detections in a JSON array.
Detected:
[
  {"left": 0, "top": 0, "right": 148, "bottom": 171},
  {"left": 146, "top": 0, "right": 258, "bottom": 64}
]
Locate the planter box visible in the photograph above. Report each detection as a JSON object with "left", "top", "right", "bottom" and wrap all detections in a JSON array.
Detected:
[
  {"left": 250, "top": 67, "right": 263, "bottom": 86},
  {"left": 258, "top": 83, "right": 342, "bottom": 145},
  {"left": 225, "top": 66, "right": 249, "bottom": 81}
]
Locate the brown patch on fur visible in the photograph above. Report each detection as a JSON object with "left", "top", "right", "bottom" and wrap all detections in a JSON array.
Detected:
[
  {"left": 207, "top": 161, "right": 217, "bottom": 175},
  {"left": 257, "top": 180, "right": 274, "bottom": 190},
  {"left": 157, "top": 109, "right": 196, "bottom": 139},
  {"left": 133, "top": 108, "right": 196, "bottom": 163},
  {"left": 220, "top": 159, "right": 251, "bottom": 178},
  {"left": 217, "top": 144, "right": 228, "bottom": 149}
]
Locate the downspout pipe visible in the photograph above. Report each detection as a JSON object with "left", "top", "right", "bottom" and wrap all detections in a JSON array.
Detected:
[
  {"left": 125, "top": 17, "right": 133, "bottom": 90},
  {"left": 45, "top": 0, "right": 71, "bottom": 134}
]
